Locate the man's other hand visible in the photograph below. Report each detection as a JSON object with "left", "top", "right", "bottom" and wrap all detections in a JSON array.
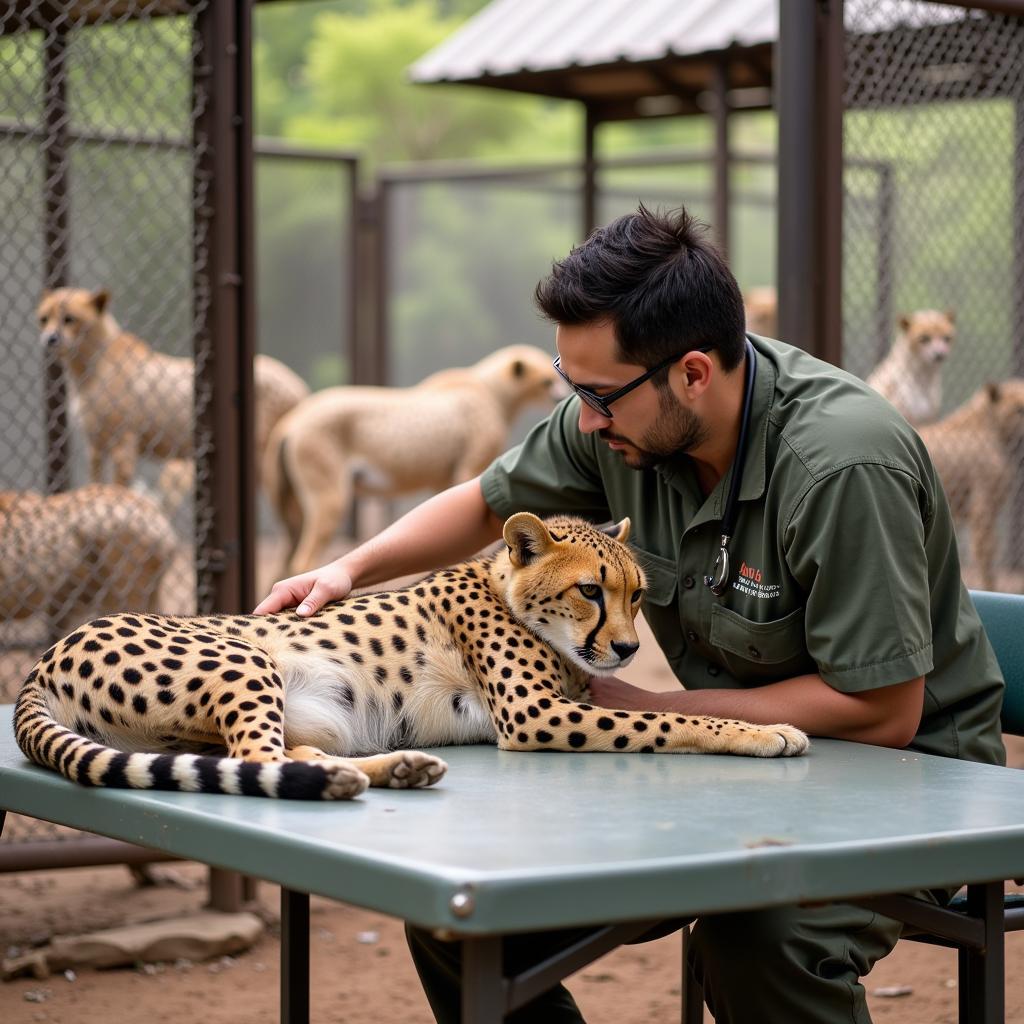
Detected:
[
  {"left": 586, "top": 675, "right": 662, "bottom": 712},
  {"left": 253, "top": 562, "right": 354, "bottom": 616}
]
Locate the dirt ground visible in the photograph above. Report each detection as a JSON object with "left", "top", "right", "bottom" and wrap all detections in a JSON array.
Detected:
[
  {"left": 2, "top": 552, "right": 1024, "bottom": 1023},
  {"left": 3, "top": 857, "right": 1020, "bottom": 1024}
]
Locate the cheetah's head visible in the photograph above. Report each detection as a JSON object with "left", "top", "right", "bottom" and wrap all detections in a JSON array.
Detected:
[
  {"left": 496, "top": 513, "right": 645, "bottom": 675},
  {"left": 37, "top": 287, "right": 112, "bottom": 359}
]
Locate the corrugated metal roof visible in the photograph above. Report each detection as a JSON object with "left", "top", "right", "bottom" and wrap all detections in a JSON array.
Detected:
[
  {"left": 410, "top": 0, "right": 777, "bottom": 83},
  {"left": 410, "top": 0, "right": 970, "bottom": 111}
]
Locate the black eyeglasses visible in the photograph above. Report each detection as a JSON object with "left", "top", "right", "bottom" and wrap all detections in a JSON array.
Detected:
[{"left": 552, "top": 345, "right": 712, "bottom": 419}]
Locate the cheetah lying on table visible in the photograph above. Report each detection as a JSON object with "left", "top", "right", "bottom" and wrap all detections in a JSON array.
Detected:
[{"left": 16, "top": 514, "right": 808, "bottom": 800}]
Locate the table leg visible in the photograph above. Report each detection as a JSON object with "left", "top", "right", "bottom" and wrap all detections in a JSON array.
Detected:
[
  {"left": 281, "top": 887, "right": 310, "bottom": 1024},
  {"left": 462, "top": 936, "right": 504, "bottom": 1024},
  {"left": 961, "top": 881, "right": 1004, "bottom": 1024},
  {"left": 209, "top": 866, "right": 248, "bottom": 911},
  {"left": 680, "top": 925, "right": 704, "bottom": 1024}
]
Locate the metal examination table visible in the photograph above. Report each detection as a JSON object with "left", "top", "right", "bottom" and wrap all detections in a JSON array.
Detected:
[{"left": 2, "top": 705, "right": 1023, "bottom": 1023}]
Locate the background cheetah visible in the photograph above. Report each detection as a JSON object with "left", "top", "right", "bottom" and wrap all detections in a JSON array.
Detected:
[
  {"left": 15, "top": 513, "right": 808, "bottom": 800},
  {"left": 264, "top": 345, "right": 562, "bottom": 574}
]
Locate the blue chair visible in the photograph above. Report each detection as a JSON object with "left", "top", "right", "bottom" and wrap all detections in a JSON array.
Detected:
[
  {"left": 971, "top": 589, "right": 1024, "bottom": 736},
  {"left": 682, "top": 589, "right": 1024, "bottom": 1024}
]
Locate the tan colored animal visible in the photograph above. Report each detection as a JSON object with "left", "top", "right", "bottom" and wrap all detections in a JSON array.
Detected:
[
  {"left": 919, "top": 379, "right": 1024, "bottom": 590},
  {"left": 15, "top": 513, "right": 807, "bottom": 801},
  {"left": 265, "top": 345, "right": 564, "bottom": 575},
  {"left": 0, "top": 484, "right": 178, "bottom": 636},
  {"left": 37, "top": 288, "right": 310, "bottom": 486},
  {"left": 866, "top": 310, "right": 956, "bottom": 426},
  {"left": 744, "top": 286, "right": 777, "bottom": 338}
]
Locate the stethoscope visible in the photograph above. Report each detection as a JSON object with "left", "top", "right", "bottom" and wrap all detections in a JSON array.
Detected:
[{"left": 704, "top": 338, "right": 757, "bottom": 597}]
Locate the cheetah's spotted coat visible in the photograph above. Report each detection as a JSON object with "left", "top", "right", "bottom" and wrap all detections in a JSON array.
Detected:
[{"left": 16, "top": 514, "right": 808, "bottom": 799}]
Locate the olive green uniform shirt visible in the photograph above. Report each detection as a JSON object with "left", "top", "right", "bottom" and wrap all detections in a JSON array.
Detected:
[{"left": 481, "top": 335, "right": 1006, "bottom": 765}]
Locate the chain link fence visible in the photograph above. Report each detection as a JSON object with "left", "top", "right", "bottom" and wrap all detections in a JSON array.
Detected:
[
  {"left": 381, "top": 152, "right": 776, "bottom": 387},
  {"left": 843, "top": 0, "right": 1024, "bottom": 592},
  {"left": 0, "top": 0, "right": 217, "bottom": 848},
  {"left": 368, "top": 151, "right": 775, "bottom": 530}
]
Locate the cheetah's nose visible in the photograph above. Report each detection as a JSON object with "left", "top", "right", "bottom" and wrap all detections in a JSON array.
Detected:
[{"left": 611, "top": 641, "right": 639, "bottom": 662}]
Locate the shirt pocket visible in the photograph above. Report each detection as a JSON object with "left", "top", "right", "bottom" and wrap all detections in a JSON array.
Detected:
[
  {"left": 709, "top": 603, "right": 815, "bottom": 682},
  {"left": 631, "top": 547, "right": 684, "bottom": 664},
  {"left": 633, "top": 547, "right": 678, "bottom": 607}
]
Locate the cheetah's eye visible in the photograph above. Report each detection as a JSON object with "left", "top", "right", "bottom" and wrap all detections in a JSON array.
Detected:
[
  {"left": 62, "top": 314, "right": 75, "bottom": 326},
  {"left": 631, "top": 589, "right": 644, "bottom": 603},
  {"left": 577, "top": 583, "right": 601, "bottom": 599}
]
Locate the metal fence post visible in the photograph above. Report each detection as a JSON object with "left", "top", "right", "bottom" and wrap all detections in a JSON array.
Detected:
[
  {"left": 42, "top": 20, "right": 70, "bottom": 497},
  {"left": 777, "top": 0, "right": 843, "bottom": 363},
  {"left": 193, "top": 0, "right": 256, "bottom": 913}
]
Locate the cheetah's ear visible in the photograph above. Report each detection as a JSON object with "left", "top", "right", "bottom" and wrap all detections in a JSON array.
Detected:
[
  {"left": 944, "top": 308, "right": 956, "bottom": 324},
  {"left": 897, "top": 312, "right": 911, "bottom": 333},
  {"left": 91, "top": 289, "right": 110, "bottom": 314},
  {"left": 503, "top": 512, "right": 553, "bottom": 567},
  {"left": 602, "top": 517, "right": 631, "bottom": 545}
]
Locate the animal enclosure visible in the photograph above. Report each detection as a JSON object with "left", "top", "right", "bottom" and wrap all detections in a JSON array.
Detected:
[
  {"left": 842, "top": 0, "right": 1024, "bottom": 587},
  {"left": 0, "top": 0, "right": 253, "bottom": 860}
]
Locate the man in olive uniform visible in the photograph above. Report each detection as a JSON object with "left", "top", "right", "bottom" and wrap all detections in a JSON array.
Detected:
[{"left": 256, "top": 205, "right": 1005, "bottom": 1023}]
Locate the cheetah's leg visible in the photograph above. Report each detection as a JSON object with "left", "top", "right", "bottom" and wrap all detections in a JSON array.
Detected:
[
  {"left": 178, "top": 650, "right": 370, "bottom": 797},
  {"left": 109, "top": 432, "right": 139, "bottom": 487},
  {"left": 967, "top": 479, "right": 1003, "bottom": 591},
  {"left": 200, "top": 640, "right": 444, "bottom": 788},
  {"left": 494, "top": 686, "right": 808, "bottom": 758},
  {"left": 285, "top": 745, "right": 447, "bottom": 789},
  {"left": 286, "top": 440, "right": 351, "bottom": 574},
  {"left": 278, "top": 486, "right": 304, "bottom": 575}
]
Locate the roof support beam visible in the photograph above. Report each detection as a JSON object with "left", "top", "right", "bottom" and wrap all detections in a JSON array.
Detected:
[
  {"left": 582, "top": 105, "right": 599, "bottom": 241},
  {"left": 711, "top": 57, "right": 731, "bottom": 261}
]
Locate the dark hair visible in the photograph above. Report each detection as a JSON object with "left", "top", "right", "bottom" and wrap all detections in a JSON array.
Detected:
[{"left": 534, "top": 204, "right": 746, "bottom": 373}]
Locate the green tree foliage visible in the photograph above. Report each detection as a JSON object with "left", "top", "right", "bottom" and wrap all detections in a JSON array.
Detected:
[
  {"left": 256, "top": 0, "right": 573, "bottom": 167},
  {"left": 252, "top": 0, "right": 578, "bottom": 386}
]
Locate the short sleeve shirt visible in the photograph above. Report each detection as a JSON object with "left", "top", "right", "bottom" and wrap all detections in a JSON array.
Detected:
[{"left": 481, "top": 335, "right": 1006, "bottom": 765}]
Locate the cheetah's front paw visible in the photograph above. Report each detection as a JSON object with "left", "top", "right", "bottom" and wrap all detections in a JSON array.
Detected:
[
  {"left": 387, "top": 751, "right": 448, "bottom": 789},
  {"left": 751, "top": 724, "right": 809, "bottom": 757}
]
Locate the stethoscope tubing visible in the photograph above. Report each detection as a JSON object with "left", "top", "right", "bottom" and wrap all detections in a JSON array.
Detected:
[{"left": 704, "top": 337, "right": 758, "bottom": 597}]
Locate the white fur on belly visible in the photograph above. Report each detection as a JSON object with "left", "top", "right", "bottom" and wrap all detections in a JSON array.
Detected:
[
  {"left": 402, "top": 642, "right": 496, "bottom": 746},
  {"left": 278, "top": 650, "right": 495, "bottom": 755},
  {"left": 279, "top": 653, "right": 367, "bottom": 754}
]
